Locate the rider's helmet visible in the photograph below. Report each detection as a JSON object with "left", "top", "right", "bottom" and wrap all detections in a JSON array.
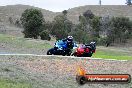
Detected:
[
  {"left": 90, "top": 42, "right": 96, "bottom": 45},
  {"left": 67, "top": 36, "right": 73, "bottom": 43},
  {"left": 90, "top": 42, "right": 96, "bottom": 49}
]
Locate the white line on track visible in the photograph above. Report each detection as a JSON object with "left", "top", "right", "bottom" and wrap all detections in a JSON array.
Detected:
[{"left": 0, "top": 53, "right": 128, "bottom": 61}]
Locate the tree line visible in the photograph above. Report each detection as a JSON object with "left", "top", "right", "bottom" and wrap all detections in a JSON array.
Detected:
[{"left": 20, "top": 9, "right": 132, "bottom": 46}]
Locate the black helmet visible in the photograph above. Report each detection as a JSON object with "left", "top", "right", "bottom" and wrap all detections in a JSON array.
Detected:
[{"left": 67, "top": 36, "right": 73, "bottom": 43}]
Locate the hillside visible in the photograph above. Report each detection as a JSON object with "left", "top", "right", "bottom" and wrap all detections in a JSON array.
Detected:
[
  {"left": 0, "top": 4, "right": 58, "bottom": 22},
  {"left": 0, "top": 5, "right": 132, "bottom": 36},
  {"left": 0, "top": 5, "right": 132, "bottom": 24},
  {"left": 67, "top": 5, "right": 132, "bottom": 23},
  {"left": 0, "top": 5, "right": 59, "bottom": 36}
]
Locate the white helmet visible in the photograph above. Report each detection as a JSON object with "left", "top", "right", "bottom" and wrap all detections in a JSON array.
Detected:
[
  {"left": 67, "top": 36, "right": 73, "bottom": 43},
  {"left": 90, "top": 42, "right": 96, "bottom": 45}
]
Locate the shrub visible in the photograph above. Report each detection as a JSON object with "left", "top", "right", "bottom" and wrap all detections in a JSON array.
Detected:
[{"left": 40, "top": 30, "right": 51, "bottom": 41}]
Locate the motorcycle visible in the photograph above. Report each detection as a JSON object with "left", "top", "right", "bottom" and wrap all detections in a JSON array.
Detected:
[
  {"left": 72, "top": 42, "right": 96, "bottom": 57},
  {"left": 47, "top": 40, "right": 77, "bottom": 56}
]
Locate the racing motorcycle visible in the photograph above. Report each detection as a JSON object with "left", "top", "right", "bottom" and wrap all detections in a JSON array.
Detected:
[
  {"left": 47, "top": 40, "right": 77, "bottom": 56},
  {"left": 72, "top": 42, "right": 96, "bottom": 57}
]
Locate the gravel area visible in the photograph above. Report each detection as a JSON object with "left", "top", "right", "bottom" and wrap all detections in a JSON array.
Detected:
[{"left": 0, "top": 55, "right": 132, "bottom": 88}]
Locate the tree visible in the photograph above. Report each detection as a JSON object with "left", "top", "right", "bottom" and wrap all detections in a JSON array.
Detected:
[
  {"left": 100, "top": 16, "right": 111, "bottom": 37},
  {"left": 99, "top": 0, "right": 102, "bottom": 5},
  {"left": 20, "top": 9, "right": 44, "bottom": 39},
  {"left": 70, "top": 27, "right": 91, "bottom": 43},
  {"left": 126, "top": 0, "right": 132, "bottom": 5},
  {"left": 78, "top": 15, "right": 88, "bottom": 31},
  {"left": 51, "top": 11, "right": 73, "bottom": 40},
  {"left": 9, "top": 17, "right": 14, "bottom": 24},
  {"left": 108, "top": 17, "right": 132, "bottom": 43},
  {"left": 44, "top": 21, "right": 53, "bottom": 32},
  {"left": 83, "top": 10, "right": 94, "bottom": 19},
  {"left": 40, "top": 30, "right": 51, "bottom": 41},
  {"left": 73, "top": 10, "right": 100, "bottom": 43},
  {"left": 15, "top": 19, "right": 22, "bottom": 27},
  {"left": 82, "top": 10, "right": 100, "bottom": 37},
  {"left": 62, "top": 10, "right": 68, "bottom": 16},
  {"left": 90, "top": 16, "right": 101, "bottom": 38},
  {"left": 98, "top": 16, "right": 132, "bottom": 46}
]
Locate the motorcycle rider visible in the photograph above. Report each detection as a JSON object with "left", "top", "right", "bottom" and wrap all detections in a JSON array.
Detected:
[
  {"left": 53, "top": 36, "right": 77, "bottom": 55},
  {"left": 59, "top": 36, "right": 77, "bottom": 49},
  {"left": 47, "top": 36, "right": 77, "bottom": 55},
  {"left": 84, "top": 42, "right": 96, "bottom": 53},
  {"left": 54, "top": 36, "right": 77, "bottom": 51}
]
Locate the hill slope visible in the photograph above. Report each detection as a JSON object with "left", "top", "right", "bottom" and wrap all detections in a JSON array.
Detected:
[
  {"left": 0, "top": 4, "right": 58, "bottom": 23},
  {"left": 0, "top": 5, "right": 132, "bottom": 36},
  {"left": 67, "top": 5, "right": 132, "bottom": 23},
  {"left": 0, "top": 5, "right": 59, "bottom": 36},
  {"left": 0, "top": 5, "right": 132, "bottom": 24}
]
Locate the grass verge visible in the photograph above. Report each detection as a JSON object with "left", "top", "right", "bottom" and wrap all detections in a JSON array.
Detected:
[
  {"left": 93, "top": 47, "right": 132, "bottom": 60},
  {"left": 0, "top": 78, "right": 31, "bottom": 88}
]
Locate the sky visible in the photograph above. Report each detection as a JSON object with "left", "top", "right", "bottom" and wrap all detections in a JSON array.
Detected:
[{"left": 0, "top": 0, "right": 126, "bottom": 12}]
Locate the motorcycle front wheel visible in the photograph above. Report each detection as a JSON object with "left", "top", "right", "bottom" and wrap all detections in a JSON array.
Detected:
[{"left": 47, "top": 48, "right": 54, "bottom": 55}]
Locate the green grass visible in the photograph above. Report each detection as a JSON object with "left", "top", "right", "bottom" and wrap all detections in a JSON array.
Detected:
[
  {"left": 0, "top": 78, "right": 31, "bottom": 88},
  {"left": 0, "top": 34, "right": 52, "bottom": 49},
  {"left": 93, "top": 47, "right": 132, "bottom": 60}
]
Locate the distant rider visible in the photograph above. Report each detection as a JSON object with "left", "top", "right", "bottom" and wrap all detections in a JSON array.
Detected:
[
  {"left": 55, "top": 36, "right": 77, "bottom": 50},
  {"left": 84, "top": 42, "right": 96, "bottom": 53}
]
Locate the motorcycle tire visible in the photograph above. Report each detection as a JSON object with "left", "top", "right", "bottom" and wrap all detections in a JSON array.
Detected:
[
  {"left": 47, "top": 48, "right": 54, "bottom": 55},
  {"left": 71, "top": 52, "right": 77, "bottom": 56},
  {"left": 67, "top": 52, "right": 71, "bottom": 56},
  {"left": 84, "top": 52, "right": 93, "bottom": 57},
  {"left": 66, "top": 50, "right": 72, "bottom": 56}
]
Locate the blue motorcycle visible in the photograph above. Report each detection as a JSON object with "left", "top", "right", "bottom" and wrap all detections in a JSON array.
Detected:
[{"left": 47, "top": 40, "right": 77, "bottom": 56}]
